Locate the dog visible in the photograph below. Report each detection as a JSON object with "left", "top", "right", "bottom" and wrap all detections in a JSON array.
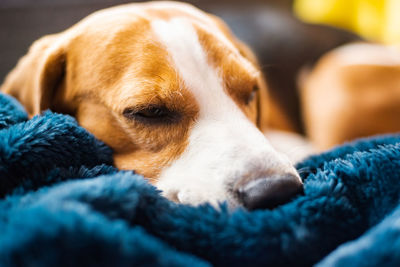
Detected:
[{"left": 0, "top": 1, "right": 303, "bottom": 210}]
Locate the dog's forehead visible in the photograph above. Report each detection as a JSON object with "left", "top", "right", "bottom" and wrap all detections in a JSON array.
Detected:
[{"left": 149, "top": 16, "right": 258, "bottom": 116}]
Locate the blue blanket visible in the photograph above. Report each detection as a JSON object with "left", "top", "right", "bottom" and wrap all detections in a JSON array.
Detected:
[{"left": 0, "top": 92, "right": 399, "bottom": 266}]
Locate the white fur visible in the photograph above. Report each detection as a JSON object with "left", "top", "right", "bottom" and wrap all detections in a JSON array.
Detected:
[
  {"left": 148, "top": 2, "right": 238, "bottom": 54},
  {"left": 264, "top": 130, "right": 315, "bottom": 164},
  {"left": 151, "top": 18, "right": 298, "bottom": 207}
]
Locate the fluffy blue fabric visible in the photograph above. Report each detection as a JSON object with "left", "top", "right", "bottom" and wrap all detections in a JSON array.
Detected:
[{"left": 0, "top": 92, "right": 399, "bottom": 266}]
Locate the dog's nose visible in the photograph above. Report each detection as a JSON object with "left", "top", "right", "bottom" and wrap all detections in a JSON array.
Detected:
[{"left": 235, "top": 173, "right": 303, "bottom": 210}]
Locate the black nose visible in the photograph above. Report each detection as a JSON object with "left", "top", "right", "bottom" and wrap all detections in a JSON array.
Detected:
[{"left": 235, "top": 173, "right": 303, "bottom": 210}]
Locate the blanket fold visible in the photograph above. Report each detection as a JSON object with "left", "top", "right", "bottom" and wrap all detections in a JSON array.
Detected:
[{"left": 0, "top": 92, "right": 399, "bottom": 266}]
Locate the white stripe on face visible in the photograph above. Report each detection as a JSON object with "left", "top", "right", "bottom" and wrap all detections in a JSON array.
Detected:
[{"left": 151, "top": 18, "right": 298, "bottom": 207}]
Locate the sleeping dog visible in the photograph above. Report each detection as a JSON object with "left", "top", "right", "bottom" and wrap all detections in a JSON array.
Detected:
[{"left": 0, "top": 1, "right": 303, "bottom": 210}]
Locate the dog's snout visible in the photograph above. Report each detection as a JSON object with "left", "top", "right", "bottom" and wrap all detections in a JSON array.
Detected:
[{"left": 235, "top": 173, "right": 303, "bottom": 210}]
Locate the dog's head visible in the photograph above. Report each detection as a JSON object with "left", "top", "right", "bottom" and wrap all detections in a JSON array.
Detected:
[{"left": 1, "top": 1, "right": 302, "bottom": 209}]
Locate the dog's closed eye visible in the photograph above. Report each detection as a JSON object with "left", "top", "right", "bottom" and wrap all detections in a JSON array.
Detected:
[
  {"left": 245, "top": 85, "right": 258, "bottom": 105},
  {"left": 123, "top": 105, "right": 181, "bottom": 125}
]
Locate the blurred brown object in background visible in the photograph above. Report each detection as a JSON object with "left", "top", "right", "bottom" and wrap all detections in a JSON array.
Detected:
[{"left": 300, "top": 43, "right": 400, "bottom": 150}]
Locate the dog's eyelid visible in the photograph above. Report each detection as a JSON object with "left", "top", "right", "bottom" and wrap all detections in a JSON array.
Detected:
[
  {"left": 124, "top": 104, "right": 165, "bottom": 112},
  {"left": 123, "top": 104, "right": 167, "bottom": 116},
  {"left": 122, "top": 105, "right": 180, "bottom": 124},
  {"left": 244, "top": 85, "right": 258, "bottom": 105}
]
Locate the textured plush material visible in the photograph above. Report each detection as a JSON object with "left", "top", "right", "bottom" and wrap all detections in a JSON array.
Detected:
[{"left": 0, "top": 92, "right": 399, "bottom": 266}]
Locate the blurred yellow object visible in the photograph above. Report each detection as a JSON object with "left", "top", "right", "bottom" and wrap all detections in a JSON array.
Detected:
[{"left": 293, "top": 0, "right": 400, "bottom": 44}]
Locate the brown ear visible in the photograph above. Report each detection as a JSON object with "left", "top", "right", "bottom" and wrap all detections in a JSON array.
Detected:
[{"left": 1, "top": 34, "right": 66, "bottom": 117}]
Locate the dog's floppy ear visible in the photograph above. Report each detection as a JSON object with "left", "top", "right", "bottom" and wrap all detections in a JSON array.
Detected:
[{"left": 1, "top": 34, "right": 66, "bottom": 117}]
